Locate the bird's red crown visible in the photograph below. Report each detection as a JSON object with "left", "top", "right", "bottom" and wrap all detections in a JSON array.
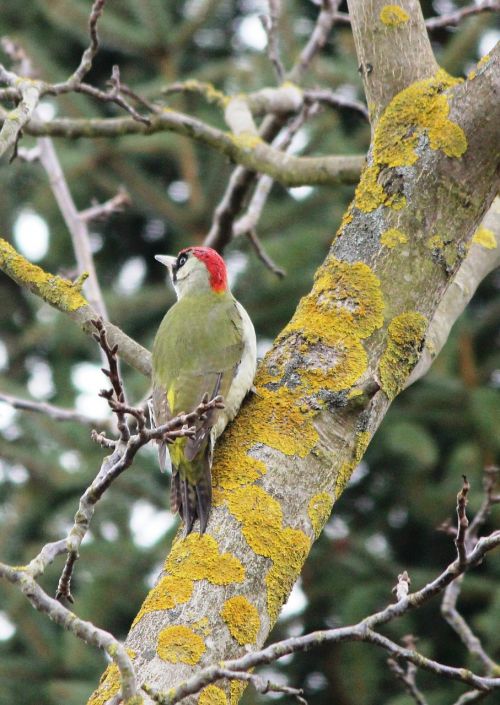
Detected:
[{"left": 180, "top": 246, "right": 228, "bottom": 293}]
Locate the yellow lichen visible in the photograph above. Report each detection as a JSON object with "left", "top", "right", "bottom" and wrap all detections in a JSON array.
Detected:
[
  {"left": 220, "top": 596, "right": 260, "bottom": 645},
  {"left": 132, "top": 575, "right": 193, "bottom": 627},
  {"left": 133, "top": 536, "right": 244, "bottom": 630},
  {"left": 467, "top": 52, "right": 492, "bottom": 80},
  {"left": 380, "top": 5, "right": 410, "bottom": 26},
  {"left": 157, "top": 625, "right": 205, "bottom": 665},
  {"left": 230, "top": 681, "right": 247, "bottom": 705},
  {"left": 472, "top": 226, "right": 497, "bottom": 250},
  {"left": 380, "top": 228, "right": 408, "bottom": 247},
  {"left": 0, "top": 238, "right": 88, "bottom": 312},
  {"left": 335, "top": 460, "right": 353, "bottom": 498},
  {"left": 212, "top": 374, "right": 320, "bottom": 504},
  {"left": 199, "top": 685, "right": 228, "bottom": 705},
  {"left": 87, "top": 650, "right": 136, "bottom": 705},
  {"left": 230, "top": 132, "right": 262, "bottom": 151},
  {"left": 379, "top": 312, "right": 428, "bottom": 398},
  {"left": 295, "top": 340, "right": 368, "bottom": 393},
  {"left": 336, "top": 207, "right": 354, "bottom": 235},
  {"left": 312, "top": 259, "right": 385, "bottom": 339},
  {"left": 87, "top": 663, "right": 121, "bottom": 705},
  {"left": 354, "top": 431, "right": 371, "bottom": 465},
  {"left": 182, "top": 79, "right": 229, "bottom": 108},
  {"left": 334, "top": 433, "right": 371, "bottom": 498},
  {"left": 192, "top": 617, "right": 212, "bottom": 636},
  {"left": 223, "top": 485, "right": 310, "bottom": 623},
  {"left": 354, "top": 164, "right": 407, "bottom": 213},
  {"left": 426, "top": 233, "right": 444, "bottom": 250},
  {"left": 308, "top": 493, "right": 333, "bottom": 537},
  {"left": 273, "top": 258, "right": 384, "bottom": 396},
  {"left": 165, "top": 533, "right": 245, "bottom": 585},
  {"left": 373, "top": 69, "right": 466, "bottom": 168}
]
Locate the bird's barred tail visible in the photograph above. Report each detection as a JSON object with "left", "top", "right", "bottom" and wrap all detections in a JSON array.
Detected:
[{"left": 170, "top": 463, "right": 212, "bottom": 535}]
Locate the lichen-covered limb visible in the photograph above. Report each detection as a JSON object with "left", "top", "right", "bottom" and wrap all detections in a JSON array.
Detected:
[
  {"left": 408, "top": 198, "right": 500, "bottom": 386},
  {"left": 144, "top": 527, "right": 500, "bottom": 704},
  {"left": 348, "top": 0, "right": 439, "bottom": 124},
  {"left": 0, "top": 68, "right": 42, "bottom": 159},
  {"left": 106, "top": 34, "right": 500, "bottom": 705},
  {"left": 0, "top": 108, "right": 364, "bottom": 187},
  {"left": 0, "top": 238, "right": 151, "bottom": 376},
  {"left": 0, "top": 561, "right": 139, "bottom": 702},
  {"left": 165, "top": 81, "right": 305, "bottom": 130}
]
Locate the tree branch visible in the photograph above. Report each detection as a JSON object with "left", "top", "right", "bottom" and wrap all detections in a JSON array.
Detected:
[
  {"left": 0, "top": 238, "right": 152, "bottom": 376},
  {"left": 408, "top": 198, "right": 500, "bottom": 386},
  {"left": 0, "top": 558, "right": 138, "bottom": 702},
  {"left": 0, "top": 108, "right": 364, "bottom": 187},
  {"left": 204, "top": 0, "right": 345, "bottom": 251},
  {"left": 425, "top": 1, "right": 500, "bottom": 31},
  {"left": 348, "top": 0, "right": 438, "bottom": 125},
  {"left": 0, "top": 391, "right": 107, "bottom": 427},
  {"left": 146, "top": 518, "right": 500, "bottom": 704}
]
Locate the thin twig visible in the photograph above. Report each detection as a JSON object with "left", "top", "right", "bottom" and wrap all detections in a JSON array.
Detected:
[
  {"left": 305, "top": 88, "right": 369, "bottom": 121},
  {"left": 0, "top": 391, "right": 106, "bottom": 427},
  {"left": 288, "top": 0, "right": 341, "bottom": 83},
  {"left": 79, "top": 188, "right": 130, "bottom": 222},
  {"left": 456, "top": 475, "right": 470, "bottom": 566},
  {"left": 144, "top": 667, "right": 307, "bottom": 705},
  {"left": 440, "top": 468, "right": 499, "bottom": 677},
  {"left": 468, "top": 466, "right": 499, "bottom": 540},
  {"left": 0, "top": 561, "right": 138, "bottom": 701},
  {"left": 388, "top": 635, "right": 428, "bottom": 705},
  {"left": 37, "top": 136, "right": 109, "bottom": 320},
  {"left": 246, "top": 230, "right": 286, "bottom": 278},
  {"left": 261, "top": 1, "right": 285, "bottom": 82},
  {"left": 441, "top": 576, "right": 498, "bottom": 674},
  {"left": 425, "top": 1, "right": 500, "bottom": 30},
  {"left": 65, "top": 0, "right": 107, "bottom": 86}
]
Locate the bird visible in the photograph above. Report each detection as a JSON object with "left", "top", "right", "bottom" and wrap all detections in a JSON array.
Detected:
[{"left": 152, "top": 246, "right": 256, "bottom": 534}]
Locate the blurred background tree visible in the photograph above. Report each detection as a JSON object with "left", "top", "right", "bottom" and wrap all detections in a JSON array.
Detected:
[{"left": 0, "top": 1, "right": 498, "bottom": 704}]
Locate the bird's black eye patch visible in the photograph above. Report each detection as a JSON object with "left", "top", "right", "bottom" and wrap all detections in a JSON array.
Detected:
[{"left": 176, "top": 252, "right": 189, "bottom": 270}]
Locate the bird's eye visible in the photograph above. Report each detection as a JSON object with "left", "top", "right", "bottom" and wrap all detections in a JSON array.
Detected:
[{"left": 176, "top": 253, "right": 188, "bottom": 269}]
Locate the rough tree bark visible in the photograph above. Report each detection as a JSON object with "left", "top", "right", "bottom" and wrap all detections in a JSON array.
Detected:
[{"left": 86, "top": 3, "right": 500, "bottom": 704}]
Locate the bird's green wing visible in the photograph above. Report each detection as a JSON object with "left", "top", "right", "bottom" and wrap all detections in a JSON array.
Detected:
[
  {"left": 152, "top": 292, "right": 244, "bottom": 532},
  {"left": 152, "top": 291, "right": 244, "bottom": 419}
]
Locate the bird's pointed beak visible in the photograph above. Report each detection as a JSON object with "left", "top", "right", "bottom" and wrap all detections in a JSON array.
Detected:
[{"left": 155, "top": 254, "right": 177, "bottom": 273}]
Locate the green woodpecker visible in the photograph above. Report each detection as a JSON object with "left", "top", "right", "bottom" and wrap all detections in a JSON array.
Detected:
[{"left": 152, "top": 246, "right": 256, "bottom": 534}]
